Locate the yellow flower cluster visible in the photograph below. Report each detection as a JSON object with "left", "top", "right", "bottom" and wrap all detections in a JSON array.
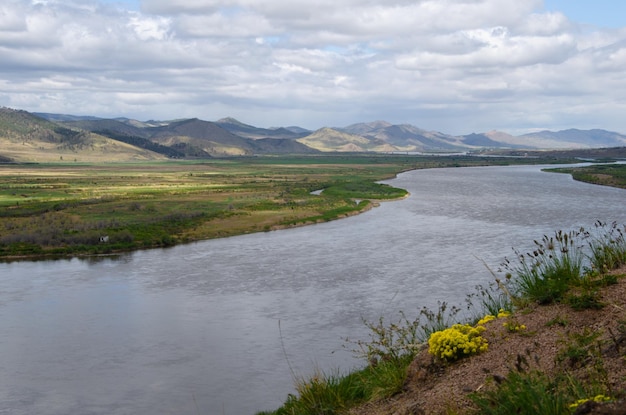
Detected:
[
  {"left": 569, "top": 394, "right": 612, "bottom": 409},
  {"left": 476, "top": 314, "right": 496, "bottom": 325},
  {"left": 428, "top": 324, "right": 488, "bottom": 362},
  {"left": 497, "top": 309, "right": 511, "bottom": 318},
  {"left": 476, "top": 309, "right": 511, "bottom": 326}
]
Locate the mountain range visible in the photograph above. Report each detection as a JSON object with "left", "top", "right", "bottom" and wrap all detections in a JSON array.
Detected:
[{"left": 1, "top": 107, "right": 625, "bottom": 162}]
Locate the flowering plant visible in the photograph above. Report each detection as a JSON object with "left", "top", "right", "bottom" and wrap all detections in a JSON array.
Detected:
[
  {"left": 569, "top": 394, "right": 612, "bottom": 409},
  {"left": 428, "top": 324, "right": 488, "bottom": 362}
]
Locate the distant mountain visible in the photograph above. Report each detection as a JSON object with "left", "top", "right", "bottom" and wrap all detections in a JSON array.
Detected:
[
  {"left": 520, "top": 129, "right": 626, "bottom": 149},
  {"left": 249, "top": 138, "right": 320, "bottom": 154},
  {"left": 0, "top": 108, "right": 165, "bottom": 162},
  {"left": 297, "top": 127, "right": 390, "bottom": 152},
  {"left": 33, "top": 112, "right": 102, "bottom": 122},
  {"left": 59, "top": 116, "right": 312, "bottom": 157},
  {"left": 460, "top": 132, "right": 527, "bottom": 148},
  {"left": 216, "top": 117, "right": 308, "bottom": 140},
  {"left": 62, "top": 118, "right": 152, "bottom": 138},
  {"left": 342, "top": 122, "right": 466, "bottom": 152},
  {"left": 147, "top": 118, "right": 255, "bottom": 156},
  {"left": 5, "top": 108, "right": 626, "bottom": 159},
  {"left": 341, "top": 120, "right": 393, "bottom": 135},
  {"left": 283, "top": 126, "right": 312, "bottom": 135}
]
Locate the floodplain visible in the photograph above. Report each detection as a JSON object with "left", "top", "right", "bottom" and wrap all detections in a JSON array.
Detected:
[{"left": 0, "top": 154, "right": 577, "bottom": 259}]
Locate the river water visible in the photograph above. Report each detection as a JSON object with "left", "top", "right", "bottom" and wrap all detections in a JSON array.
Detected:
[{"left": 0, "top": 164, "right": 625, "bottom": 415}]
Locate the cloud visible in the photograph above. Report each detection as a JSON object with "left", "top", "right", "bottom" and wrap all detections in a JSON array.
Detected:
[{"left": 0, "top": 0, "right": 625, "bottom": 134}]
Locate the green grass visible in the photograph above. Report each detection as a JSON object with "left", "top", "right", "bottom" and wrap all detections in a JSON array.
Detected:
[
  {"left": 546, "top": 163, "right": 626, "bottom": 190},
  {"left": 322, "top": 181, "right": 408, "bottom": 199},
  {"left": 0, "top": 154, "right": 558, "bottom": 259},
  {"left": 469, "top": 371, "right": 582, "bottom": 415},
  {"left": 256, "top": 355, "right": 413, "bottom": 415},
  {"left": 0, "top": 156, "right": 418, "bottom": 258}
]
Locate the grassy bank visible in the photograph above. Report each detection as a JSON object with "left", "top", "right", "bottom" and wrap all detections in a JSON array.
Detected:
[
  {"left": 259, "top": 221, "right": 626, "bottom": 414},
  {"left": 0, "top": 153, "right": 565, "bottom": 260},
  {"left": 546, "top": 163, "right": 626, "bottom": 190}
]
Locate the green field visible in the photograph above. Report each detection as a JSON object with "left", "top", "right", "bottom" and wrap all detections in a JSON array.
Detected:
[{"left": 0, "top": 154, "right": 583, "bottom": 259}]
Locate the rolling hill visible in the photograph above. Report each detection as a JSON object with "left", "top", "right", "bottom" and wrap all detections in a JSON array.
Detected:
[
  {"left": 296, "top": 127, "right": 386, "bottom": 152},
  {"left": 341, "top": 121, "right": 467, "bottom": 152},
  {"left": 0, "top": 108, "right": 166, "bottom": 162},
  {"left": 4, "top": 107, "right": 626, "bottom": 161},
  {"left": 215, "top": 117, "right": 309, "bottom": 140}
]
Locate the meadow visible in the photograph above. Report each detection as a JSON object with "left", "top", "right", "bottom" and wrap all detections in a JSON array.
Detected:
[
  {"left": 0, "top": 154, "right": 426, "bottom": 258},
  {"left": 0, "top": 153, "right": 584, "bottom": 259}
]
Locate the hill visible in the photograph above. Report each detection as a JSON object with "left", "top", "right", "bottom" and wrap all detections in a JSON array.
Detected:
[
  {"left": 341, "top": 122, "right": 467, "bottom": 152},
  {"left": 520, "top": 129, "right": 626, "bottom": 149},
  {"left": 13, "top": 108, "right": 626, "bottom": 158},
  {"left": 147, "top": 118, "right": 255, "bottom": 156},
  {"left": 296, "top": 127, "right": 391, "bottom": 152},
  {"left": 216, "top": 117, "right": 309, "bottom": 140},
  {"left": 248, "top": 137, "right": 320, "bottom": 154},
  {"left": 0, "top": 108, "right": 166, "bottom": 162},
  {"left": 54, "top": 115, "right": 315, "bottom": 157}
]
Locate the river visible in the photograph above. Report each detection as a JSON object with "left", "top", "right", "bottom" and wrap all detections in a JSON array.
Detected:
[{"left": 0, "top": 164, "right": 625, "bottom": 414}]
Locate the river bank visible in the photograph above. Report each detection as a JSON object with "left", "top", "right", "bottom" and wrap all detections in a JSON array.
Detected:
[
  {"left": 351, "top": 263, "right": 626, "bottom": 414},
  {"left": 262, "top": 226, "right": 626, "bottom": 415}
]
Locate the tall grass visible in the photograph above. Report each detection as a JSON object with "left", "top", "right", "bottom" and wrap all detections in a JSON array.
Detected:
[
  {"left": 501, "top": 229, "right": 586, "bottom": 304},
  {"left": 586, "top": 221, "right": 626, "bottom": 273}
]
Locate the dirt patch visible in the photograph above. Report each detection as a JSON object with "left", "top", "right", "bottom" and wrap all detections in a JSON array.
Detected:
[{"left": 350, "top": 266, "right": 626, "bottom": 415}]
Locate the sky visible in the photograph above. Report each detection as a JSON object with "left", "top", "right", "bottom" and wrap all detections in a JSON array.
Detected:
[{"left": 1, "top": 0, "right": 625, "bottom": 135}]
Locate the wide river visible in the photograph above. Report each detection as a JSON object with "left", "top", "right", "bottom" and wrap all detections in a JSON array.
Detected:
[{"left": 1, "top": 164, "right": 625, "bottom": 415}]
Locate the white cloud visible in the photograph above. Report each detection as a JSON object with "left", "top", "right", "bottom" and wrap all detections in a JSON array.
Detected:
[{"left": 0, "top": 0, "right": 625, "bottom": 134}]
